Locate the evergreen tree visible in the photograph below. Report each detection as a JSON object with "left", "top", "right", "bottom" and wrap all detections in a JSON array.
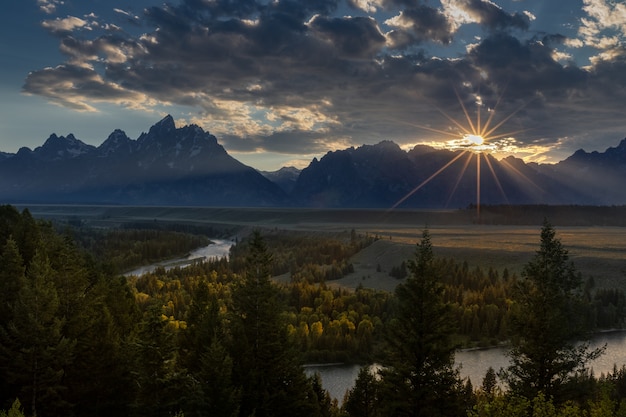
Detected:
[
  {"left": 0, "top": 249, "right": 75, "bottom": 417},
  {"left": 0, "top": 237, "right": 25, "bottom": 329},
  {"left": 230, "top": 231, "right": 321, "bottom": 417},
  {"left": 65, "top": 276, "right": 138, "bottom": 417},
  {"left": 133, "top": 302, "right": 187, "bottom": 417},
  {"left": 378, "top": 229, "right": 466, "bottom": 417},
  {"left": 0, "top": 237, "right": 26, "bottom": 408},
  {"left": 501, "top": 220, "right": 604, "bottom": 403},
  {"left": 196, "top": 338, "right": 241, "bottom": 417},
  {"left": 343, "top": 367, "right": 381, "bottom": 417}
]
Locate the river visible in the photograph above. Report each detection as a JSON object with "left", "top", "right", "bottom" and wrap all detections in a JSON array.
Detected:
[
  {"left": 125, "top": 238, "right": 233, "bottom": 276},
  {"left": 306, "top": 331, "right": 626, "bottom": 403},
  {"left": 123, "top": 242, "right": 626, "bottom": 402}
]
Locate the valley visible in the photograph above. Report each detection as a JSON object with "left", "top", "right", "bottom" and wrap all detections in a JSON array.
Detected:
[{"left": 24, "top": 204, "right": 626, "bottom": 292}]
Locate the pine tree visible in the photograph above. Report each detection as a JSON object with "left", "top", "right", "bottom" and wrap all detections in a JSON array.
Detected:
[
  {"left": 0, "top": 237, "right": 25, "bottom": 329},
  {"left": 0, "top": 249, "right": 75, "bottom": 417},
  {"left": 344, "top": 367, "right": 381, "bottom": 417},
  {"left": 133, "top": 302, "right": 186, "bottom": 417},
  {"left": 230, "top": 231, "right": 321, "bottom": 417},
  {"left": 0, "top": 237, "right": 26, "bottom": 408},
  {"left": 378, "top": 229, "right": 466, "bottom": 417},
  {"left": 501, "top": 220, "right": 604, "bottom": 403}
]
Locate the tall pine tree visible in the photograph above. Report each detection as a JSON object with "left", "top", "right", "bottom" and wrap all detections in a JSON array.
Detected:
[
  {"left": 229, "top": 231, "right": 321, "bottom": 417},
  {"left": 378, "top": 229, "right": 466, "bottom": 417},
  {"left": 501, "top": 220, "right": 604, "bottom": 403},
  {"left": 0, "top": 249, "right": 75, "bottom": 417}
]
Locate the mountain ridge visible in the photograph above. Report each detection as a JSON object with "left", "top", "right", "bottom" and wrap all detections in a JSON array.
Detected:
[{"left": 1, "top": 116, "right": 624, "bottom": 207}]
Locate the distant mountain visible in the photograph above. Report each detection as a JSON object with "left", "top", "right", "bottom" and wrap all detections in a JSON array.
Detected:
[
  {"left": 290, "top": 141, "right": 593, "bottom": 208},
  {"left": 0, "top": 116, "right": 624, "bottom": 207},
  {"left": 259, "top": 166, "right": 301, "bottom": 193},
  {"left": 0, "top": 115, "right": 289, "bottom": 206},
  {"left": 534, "top": 138, "right": 626, "bottom": 205}
]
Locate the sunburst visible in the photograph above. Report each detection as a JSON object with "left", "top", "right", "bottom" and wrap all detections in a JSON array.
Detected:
[{"left": 390, "top": 89, "right": 536, "bottom": 219}]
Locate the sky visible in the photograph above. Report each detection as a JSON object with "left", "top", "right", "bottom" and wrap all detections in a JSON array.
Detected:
[{"left": 1, "top": 0, "right": 626, "bottom": 170}]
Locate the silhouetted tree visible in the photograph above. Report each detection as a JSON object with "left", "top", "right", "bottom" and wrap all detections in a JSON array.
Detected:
[
  {"left": 378, "top": 229, "right": 466, "bottom": 416},
  {"left": 501, "top": 220, "right": 604, "bottom": 403},
  {"left": 344, "top": 367, "right": 381, "bottom": 417},
  {"left": 230, "top": 231, "right": 321, "bottom": 417}
]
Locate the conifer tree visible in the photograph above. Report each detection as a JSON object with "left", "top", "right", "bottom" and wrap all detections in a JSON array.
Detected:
[
  {"left": 134, "top": 302, "right": 186, "bottom": 417},
  {"left": 378, "top": 229, "right": 466, "bottom": 417},
  {"left": 230, "top": 231, "right": 321, "bottom": 417},
  {"left": 501, "top": 220, "right": 604, "bottom": 403},
  {"left": 0, "top": 249, "right": 75, "bottom": 417},
  {"left": 344, "top": 367, "right": 381, "bottom": 417},
  {"left": 0, "top": 237, "right": 26, "bottom": 408},
  {"left": 0, "top": 238, "right": 25, "bottom": 328}
]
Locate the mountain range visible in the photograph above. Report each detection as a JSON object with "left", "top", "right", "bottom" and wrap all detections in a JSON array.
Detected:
[{"left": 1, "top": 116, "right": 625, "bottom": 208}]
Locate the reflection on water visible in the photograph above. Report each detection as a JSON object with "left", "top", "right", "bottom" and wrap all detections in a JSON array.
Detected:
[
  {"left": 304, "top": 364, "right": 362, "bottom": 404},
  {"left": 125, "top": 238, "right": 232, "bottom": 276},
  {"left": 456, "top": 331, "right": 626, "bottom": 386},
  {"left": 309, "top": 331, "right": 626, "bottom": 402}
]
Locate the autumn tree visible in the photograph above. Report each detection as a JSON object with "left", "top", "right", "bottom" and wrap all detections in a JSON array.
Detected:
[
  {"left": 378, "top": 229, "right": 467, "bottom": 416},
  {"left": 501, "top": 220, "right": 604, "bottom": 403}
]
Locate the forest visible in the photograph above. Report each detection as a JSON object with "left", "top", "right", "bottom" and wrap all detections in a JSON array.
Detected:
[{"left": 1, "top": 203, "right": 626, "bottom": 417}]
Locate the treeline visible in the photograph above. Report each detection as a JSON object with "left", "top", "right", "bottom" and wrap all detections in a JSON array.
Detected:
[
  {"left": 473, "top": 204, "right": 626, "bottom": 226},
  {"left": 387, "top": 259, "right": 625, "bottom": 348},
  {"left": 229, "top": 229, "right": 376, "bottom": 280},
  {"left": 71, "top": 227, "right": 210, "bottom": 272}
]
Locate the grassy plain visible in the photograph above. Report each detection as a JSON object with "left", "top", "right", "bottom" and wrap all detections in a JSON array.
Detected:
[{"left": 21, "top": 205, "right": 626, "bottom": 292}]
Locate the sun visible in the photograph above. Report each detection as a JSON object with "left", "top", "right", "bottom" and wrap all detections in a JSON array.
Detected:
[
  {"left": 389, "top": 89, "right": 535, "bottom": 219},
  {"left": 464, "top": 134, "right": 484, "bottom": 146}
]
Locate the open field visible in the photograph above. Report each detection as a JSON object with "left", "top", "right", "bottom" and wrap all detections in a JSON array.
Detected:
[{"left": 20, "top": 205, "right": 626, "bottom": 292}]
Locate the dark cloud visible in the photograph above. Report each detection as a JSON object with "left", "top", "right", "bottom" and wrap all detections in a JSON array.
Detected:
[
  {"left": 308, "top": 15, "right": 386, "bottom": 58},
  {"left": 387, "top": 5, "right": 454, "bottom": 46},
  {"left": 459, "top": 0, "right": 530, "bottom": 31},
  {"left": 467, "top": 33, "right": 587, "bottom": 101},
  {"left": 20, "top": 0, "right": 626, "bottom": 163},
  {"left": 22, "top": 64, "right": 144, "bottom": 111}
]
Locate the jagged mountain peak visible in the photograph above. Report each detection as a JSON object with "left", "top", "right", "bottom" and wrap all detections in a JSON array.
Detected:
[
  {"left": 152, "top": 114, "right": 176, "bottom": 134},
  {"left": 35, "top": 133, "right": 95, "bottom": 160},
  {"left": 98, "top": 129, "right": 133, "bottom": 157}
]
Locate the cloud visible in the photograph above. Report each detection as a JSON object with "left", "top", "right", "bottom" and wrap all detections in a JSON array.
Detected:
[
  {"left": 21, "top": 0, "right": 626, "bottom": 164},
  {"left": 451, "top": 0, "right": 530, "bottom": 31},
  {"left": 37, "top": 0, "right": 64, "bottom": 14},
  {"left": 308, "top": 15, "right": 386, "bottom": 57},
  {"left": 22, "top": 64, "right": 151, "bottom": 112},
  {"left": 385, "top": 6, "right": 454, "bottom": 46},
  {"left": 41, "top": 16, "right": 90, "bottom": 34}
]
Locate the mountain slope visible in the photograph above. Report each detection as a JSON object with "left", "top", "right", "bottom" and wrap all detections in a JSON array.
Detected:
[
  {"left": 290, "top": 141, "right": 605, "bottom": 208},
  {"left": 0, "top": 116, "right": 289, "bottom": 206},
  {"left": 0, "top": 117, "right": 625, "bottom": 207}
]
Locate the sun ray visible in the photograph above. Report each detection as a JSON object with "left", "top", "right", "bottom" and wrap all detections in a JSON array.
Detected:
[
  {"left": 482, "top": 98, "right": 535, "bottom": 139},
  {"left": 476, "top": 153, "right": 481, "bottom": 218},
  {"left": 397, "top": 119, "right": 470, "bottom": 139},
  {"left": 479, "top": 86, "right": 507, "bottom": 137},
  {"left": 445, "top": 151, "right": 475, "bottom": 208},
  {"left": 483, "top": 154, "right": 509, "bottom": 204},
  {"left": 498, "top": 158, "right": 545, "bottom": 195},
  {"left": 389, "top": 150, "right": 469, "bottom": 210},
  {"left": 484, "top": 128, "right": 532, "bottom": 142},
  {"left": 387, "top": 87, "right": 534, "bottom": 218},
  {"left": 432, "top": 107, "right": 474, "bottom": 137},
  {"left": 455, "top": 89, "right": 478, "bottom": 135}
]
